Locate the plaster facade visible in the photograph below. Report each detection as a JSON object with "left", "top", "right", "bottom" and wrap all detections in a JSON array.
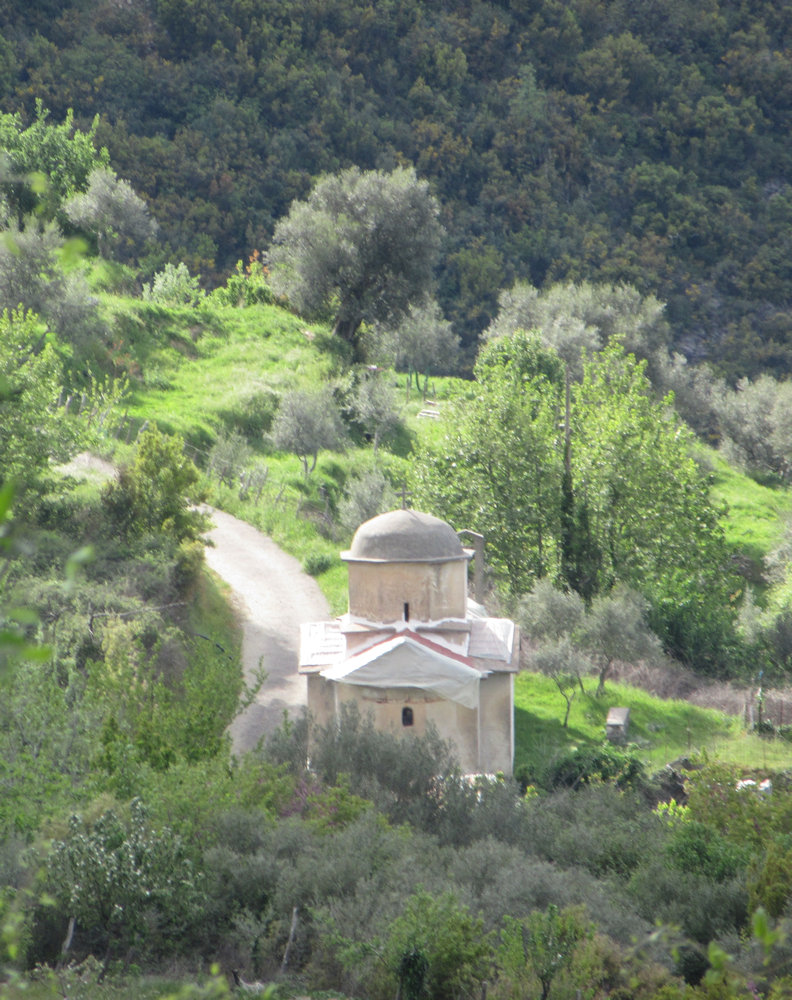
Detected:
[{"left": 299, "top": 510, "right": 519, "bottom": 775}]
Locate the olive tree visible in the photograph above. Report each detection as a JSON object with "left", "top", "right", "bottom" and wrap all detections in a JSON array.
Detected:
[
  {"left": 268, "top": 167, "right": 443, "bottom": 355},
  {"left": 576, "top": 586, "right": 663, "bottom": 696},
  {"left": 64, "top": 166, "right": 156, "bottom": 259},
  {"left": 485, "top": 281, "right": 669, "bottom": 378},
  {"left": 367, "top": 299, "right": 461, "bottom": 393},
  {"left": 0, "top": 222, "right": 103, "bottom": 347},
  {"left": 270, "top": 387, "right": 347, "bottom": 474}
]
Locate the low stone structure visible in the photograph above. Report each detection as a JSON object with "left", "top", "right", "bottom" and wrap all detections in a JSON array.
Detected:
[
  {"left": 606, "top": 707, "right": 630, "bottom": 744},
  {"left": 299, "top": 509, "right": 520, "bottom": 774}
]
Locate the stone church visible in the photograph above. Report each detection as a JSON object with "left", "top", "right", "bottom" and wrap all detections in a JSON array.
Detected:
[{"left": 299, "top": 509, "right": 519, "bottom": 775}]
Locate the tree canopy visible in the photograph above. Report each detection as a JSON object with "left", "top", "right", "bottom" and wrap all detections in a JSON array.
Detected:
[
  {"left": 268, "top": 166, "right": 443, "bottom": 353},
  {"left": 412, "top": 337, "right": 738, "bottom": 672}
]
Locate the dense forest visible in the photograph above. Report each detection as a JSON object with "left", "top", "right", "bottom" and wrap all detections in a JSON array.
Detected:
[{"left": 3, "top": 0, "right": 792, "bottom": 373}]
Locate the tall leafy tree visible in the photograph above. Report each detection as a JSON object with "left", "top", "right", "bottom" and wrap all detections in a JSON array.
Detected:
[
  {"left": 572, "top": 346, "right": 730, "bottom": 597},
  {"left": 0, "top": 308, "right": 77, "bottom": 486},
  {"left": 413, "top": 336, "right": 737, "bottom": 670},
  {"left": 268, "top": 166, "right": 443, "bottom": 355},
  {"left": 571, "top": 346, "right": 739, "bottom": 671},
  {"left": 0, "top": 103, "right": 108, "bottom": 224},
  {"left": 412, "top": 333, "right": 565, "bottom": 594}
]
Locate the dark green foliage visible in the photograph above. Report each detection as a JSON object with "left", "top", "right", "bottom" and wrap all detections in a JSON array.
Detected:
[
  {"left": 302, "top": 551, "right": 335, "bottom": 576},
  {"left": 380, "top": 890, "right": 492, "bottom": 1000},
  {"left": 667, "top": 820, "right": 750, "bottom": 882},
  {"left": 540, "top": 743, "right": 647, "bottom": 793},
  {"left": 522, "top": 785, "right": 663, "bottom": 879},
  {"left": 337, "top": 467, "right": 398, "bottom": 535},
  {"left": 398, "top": 945, "right": 429, "bottom": 1000},
  {"left": 628, "top": 856, "right": 748, "bottom": 945},
  {"left": 8, "top": 2, "right": 792, "bottom": 373}
]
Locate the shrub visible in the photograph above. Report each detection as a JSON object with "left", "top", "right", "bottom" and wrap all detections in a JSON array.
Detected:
[
  {"left": 142, "top": 261, "right": 204, "bottom": 305},
  {"left": 102, "top": 428, "right": 207, "bottom": 542},
  {"left": 338, "top": 467, "right": 397, "bottom": 535},
  {"left": 541, "top": 743, "right": 646, "bottom": 792},
  {"left": 38, "top": 799, "right": 205, "bottom": 968},
  {"left": 173, "top": 538, "right": 206, "bottom": 594},
  {"left": 376, "top": 889, "right": 493, "bottom": 1000},
  {"left": 302, "top": 551, "right": 335, "bottom": 576},
  {"left": 522, "top": 785, "right": 664, "bottom": 879},
  {"left": 212, "top": 255, "right": 276, "bottom": 307},
  {"left": 207, "top": 430, "right": 252, "bottom": 488}
]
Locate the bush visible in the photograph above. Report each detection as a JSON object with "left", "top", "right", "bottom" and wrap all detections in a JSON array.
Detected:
[
  {"left": 522, "top": 785, "right": 664, "bottom": 879},
  {"left": 338, "top": 467, "right": 397, "bottom": 535},
  {"left": 628, "top": 857, "right": 747, "bottom": 944},
  {"left": 142, "top": 261, "right": 204, "bottom": 305},
  {"left": 541, "top": 743, "right": 646, "bottom": 792},
  {"left": 302, "top": 551, "right": 335, "bottom": 576},
  {"left": 102, "top": 428, "right": 207, "bottom": 542},
  {"left": 173, "top": 538, "right": 206, "bottom": 595},
  {"left": 375, "top": 889, "right": 493, "bottom": 1000},
  {"left": 219, "top": 388, "right": 279, "bottom": 440},
  {"left": 212, "top": 255, "right": 276, "bottom": 307},
  {"left": 207, "top": 430, "right": 252, "bottom": 488},
  {"left": 38, "top": 799, "right": 205, "bottom": 967}
]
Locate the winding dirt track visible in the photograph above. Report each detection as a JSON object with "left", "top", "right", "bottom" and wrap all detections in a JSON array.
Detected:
[{"left": 202, "top": 507, "right": 331, "bottom": 753}]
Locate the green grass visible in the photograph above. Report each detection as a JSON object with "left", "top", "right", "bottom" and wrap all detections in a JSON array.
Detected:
[
  {"left": 706, "top": 448, "right": 792, "bottom": 586},
  {"left": 514, "top": 671, "right": 792, "bottom": 776},
  {"left": 0, "top": 970, "right": 229, "bottom": 1000},
  {"left": 105, "top": 298, "right": 343, "bottom": 452}
]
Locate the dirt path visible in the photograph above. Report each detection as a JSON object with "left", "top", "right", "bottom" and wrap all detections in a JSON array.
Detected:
[{"left": 202, "top": 507, "right": 331, "bottom": 753}]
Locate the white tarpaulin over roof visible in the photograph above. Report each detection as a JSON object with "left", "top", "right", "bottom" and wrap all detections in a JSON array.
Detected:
[{"left": 320, "top": 633, "right": 485, "bottom": 709}]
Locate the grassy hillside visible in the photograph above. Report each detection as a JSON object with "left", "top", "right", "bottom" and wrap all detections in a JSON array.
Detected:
[
  {"left": 514, "top": 672, "right": 792, "bottom": 778},
  {"left": 108, "top": 294, "right": 792, "bottom": 604}
]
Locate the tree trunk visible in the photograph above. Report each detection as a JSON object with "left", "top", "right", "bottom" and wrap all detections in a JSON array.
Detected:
[
  {"left": 332, "top": 313, "right": 363, "bottom": 356},
  {"left": 596, "top": 658, "right": 612, "bottom": 697}
]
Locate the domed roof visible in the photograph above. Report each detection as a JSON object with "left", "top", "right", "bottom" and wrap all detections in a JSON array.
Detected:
[{"left": 343, "top": 509, "right": 467, "bottom": 563}]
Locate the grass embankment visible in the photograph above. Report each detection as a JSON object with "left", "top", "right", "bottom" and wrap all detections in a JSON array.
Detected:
[
  {"left": 707, "top": 449, "right": 792, "bottom": 588},
  {"left": 102, "top": 297, "right": 450, "bottom": 613},
  {"left": 514, "top": 671, "right": 792, "bottom": 776}
]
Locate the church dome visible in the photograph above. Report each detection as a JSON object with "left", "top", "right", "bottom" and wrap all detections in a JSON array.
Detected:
[{"left": 343, "top": 509, "right": 467, "bottom": 563}]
